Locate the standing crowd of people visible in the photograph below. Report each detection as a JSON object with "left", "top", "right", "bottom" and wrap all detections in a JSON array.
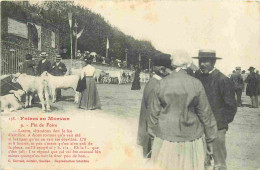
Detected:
[
  {"left": 19, "top": 49, "right": 258, "bottom": 170},
  {"left": 230, "top": 66, "right": 260, "bottom": 108},
  {"left": 20, "top": 51, "right": 101, "bottom": 110},
  {"left": 138, "top": 49, "right": 238, "bottom": 170}
]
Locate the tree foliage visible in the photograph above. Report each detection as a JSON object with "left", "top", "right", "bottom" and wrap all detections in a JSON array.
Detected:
[{"left": 1, "top": 1, "right": 170, "bottom": 69}]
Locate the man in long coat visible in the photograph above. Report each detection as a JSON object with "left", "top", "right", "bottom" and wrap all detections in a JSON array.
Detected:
[
  {"left": 230, "top": 67, "right": 244, "bottom": 106},
  {"left": 245, "top": 67, "right": 259, "bottom": 108},
  {"left": 37, "top": 52, "right": 51, "bottom": 76},
  {"left": 137, "top": 58, "right": 171, "bottom": 158},
  {"left": 194, "top": 50, "right": 237, "bottom": 170},
  {"left": 50, "top": 54, "right": 67, "bottom": 101}
]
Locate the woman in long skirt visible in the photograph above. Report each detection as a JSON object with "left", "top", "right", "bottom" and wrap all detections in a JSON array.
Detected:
[
  {"left": 77, "top": 58, "right": 101, "bottom": 110},
  {"left": 131, "top": 67, "right": 141, "bottom": 90},
  {"left": 148, "top": 50, "right": 217, "bottom": 170}
]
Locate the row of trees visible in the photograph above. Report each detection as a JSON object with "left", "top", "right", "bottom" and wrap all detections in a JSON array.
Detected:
[{"left": 1, "top": 1, "right": 170, "bottom": 70}]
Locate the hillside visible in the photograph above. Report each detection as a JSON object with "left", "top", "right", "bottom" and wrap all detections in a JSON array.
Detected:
[{"left": 1, "top": 1, "right": 170, "bottom": 70}]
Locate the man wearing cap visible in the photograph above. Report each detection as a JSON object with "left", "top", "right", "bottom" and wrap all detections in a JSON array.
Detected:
[
  {"left": 230, "top": 67, "right": 244, "bottom": 107},
  {"left": 245, "top": 67, "right": 259, "bottom": 108},
  {"left": 50, "top": 54, "right": 67, "bottom": 101},
  {"left": 194, "top": 50, "right": 237, "bottom": 170},
  {"left": 37, "top": 52, "right": 51, "bottom": 75},
  {"left": 137, "top": 58, "right": 171, "bottom": 158}
]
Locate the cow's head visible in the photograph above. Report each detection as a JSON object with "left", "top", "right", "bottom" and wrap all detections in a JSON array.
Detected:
[
  {"left": 11, "top": 73, "right": 21, "bottom": 83},
  {"left": 9, "top": 89, "right": 25, "bottom": 101}
]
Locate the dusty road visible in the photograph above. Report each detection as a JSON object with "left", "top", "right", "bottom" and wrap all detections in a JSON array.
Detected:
[{"left": 2, "top": 83, "right": 260, "bottom": 169}]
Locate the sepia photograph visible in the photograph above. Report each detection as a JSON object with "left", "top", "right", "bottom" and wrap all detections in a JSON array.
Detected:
[{"left": 0, "top": 0, "right": 260, "bottom": 169}]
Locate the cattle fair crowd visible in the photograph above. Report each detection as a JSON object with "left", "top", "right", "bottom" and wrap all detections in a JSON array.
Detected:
[
  {"left": 137, "top": 49, "right": 260, "bottom": 170},
  {"left": 1, "top": 49, "right": 260, "bottom": 170}
]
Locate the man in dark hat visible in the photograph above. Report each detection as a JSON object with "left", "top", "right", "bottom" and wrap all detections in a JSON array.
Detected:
[
  {"left": 245, "top": 67, "right": 259, "bottom": 108},
  {"left": 37, "top": 52, "right": 51, "bottom": 75},
  {"left": 50, "top": 54, "right": 67, "bottom": 101},
  {"left": 194, "top": 50, "right": 237, "bottom": 170},
  {"left": 137, "top": 56, "right": 171, "bottom": 158},
  {"left": 21, "top": 54, "right": 36, "bottom": 76},
  {"left": 230, "top": 67, "right": 244, "bottom": 107}
]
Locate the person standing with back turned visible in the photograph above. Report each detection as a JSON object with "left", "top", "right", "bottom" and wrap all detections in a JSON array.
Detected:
[
  {"left": 194, "top": 50, "right": 237, "bottom": 170},
  {"left": 148, "top": 50, "right": 217, "bottom": 170},
  {"left": 137, "top": 57, "right": 171, "bottom": 158},
  {"left": 230, "top": 67, "right": 244, "bottom": 107}
]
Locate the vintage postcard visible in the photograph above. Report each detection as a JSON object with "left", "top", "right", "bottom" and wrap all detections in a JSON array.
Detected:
[{"left": 1, "top": 0, "right": 259, "bottom": 170}]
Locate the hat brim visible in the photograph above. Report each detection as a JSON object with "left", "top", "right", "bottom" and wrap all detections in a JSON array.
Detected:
[{"left": 192, "top": 57, "right": 222, "bottom": 59}]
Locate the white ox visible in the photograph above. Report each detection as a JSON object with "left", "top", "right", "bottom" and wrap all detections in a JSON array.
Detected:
[
  {"left": 41, "top": 71, "right": 80, "bottom": 103},
  {"left": 105, "top": 70, "right": 123, "bottom": 84},
  {"left": 67, "top": 68, "right": 105, "bottom": 84},
  {"left": 66, "top": 68, "right": 81, "bottom": 76},
  {"left": 12, "top": 73, "right": 51, "bottom": 112},
  {"left": 0, "top": 89, "right": 25, "bottom": 112}
]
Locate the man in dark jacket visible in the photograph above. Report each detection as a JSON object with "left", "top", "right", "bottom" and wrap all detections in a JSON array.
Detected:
[
  {"left": 194, "top": 50, "right": 237, "bottom": 170},
  {"left": 137, "top": 57, "right": 171, "bottom": 158},
  {"left": 50, "top": 54, "right": 67, "bottom": 101},
  {"left": 21, "top": 54, "right": 36, "bottom": 76},
  {"left": 230, "top": 67, "right": 244, "bottom": 107},
  {"left": 245, "top": 67, "right": 259, "bottom": 108},
  {"left": 37, "top": 52, "right": 51, "bottom": 76}
]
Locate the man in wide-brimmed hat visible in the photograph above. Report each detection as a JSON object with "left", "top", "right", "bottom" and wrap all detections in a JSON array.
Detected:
[
  {"left": 194, "top": 50, "right": 237, "bottom": 170},
  {"left": 37, "top": 52, "right": 51, "bottom": 75},
  {"left": 245, "top": 66, "right": 259, "bottom": 108},
  {"left": 137, "top": 55, "right": 171, "bottom": 158},
  {"left": 230, "top": 67, "right": 244, "bottom": 107},
  {"left": 50, "top": 54, "right": 67, "bottom": 101}
]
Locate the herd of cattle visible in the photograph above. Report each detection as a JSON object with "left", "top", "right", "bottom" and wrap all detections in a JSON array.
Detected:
[
  {"left": 1, "top": 68, "right": 150, "bottom": 113},
  {"left": 66, "top": 68, "right": 150, "bottom": 85}
]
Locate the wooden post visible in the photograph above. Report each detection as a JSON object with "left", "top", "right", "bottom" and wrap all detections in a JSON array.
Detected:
[
  {"left": 74, "top": 21, "right": 78, "bottom": 61},
  {"left": 138, "top": 54, "right": 141, "bottom": 69},
  {"left": 125, "top": 48, "right": 128, "bottom": 68}
]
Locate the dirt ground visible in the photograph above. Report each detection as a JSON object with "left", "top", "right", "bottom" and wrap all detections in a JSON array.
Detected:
[{"left": 2, "top": 83, "right": 260, "bottom": 170}]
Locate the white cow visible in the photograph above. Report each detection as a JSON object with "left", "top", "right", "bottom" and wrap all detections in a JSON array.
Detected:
[
  {"left": 68, "top": 68, "right": 105, "bottom": 84},
  {"left": 0, "top": 89, "right": 25, "bottom": 112},
  {"left": 106, "top": 70, "right": 123, "bottom": 84},
  {"left": 41, "top": 71, "right": 80, "bottom": 103},
  {"left": 66, "top": 68, "right": 82, "bottom": 76},
  {"left": 12, "top": 73, "right": 51, "bottom": 112}
]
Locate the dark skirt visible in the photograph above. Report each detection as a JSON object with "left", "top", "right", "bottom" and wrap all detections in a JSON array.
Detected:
[
  {"left": 131, "top": 77, "right": 141, "bottom": 90},
  {"left": 79, "top": 77, "right": 101, "bottom": 110}
]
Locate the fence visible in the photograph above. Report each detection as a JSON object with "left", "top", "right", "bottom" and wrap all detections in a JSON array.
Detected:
[
  {"left": 1, "top": 41, "right": 56, "bottom": 75},
  {"left": 1, "top": 41, "right": 38, "bottom": 75}
]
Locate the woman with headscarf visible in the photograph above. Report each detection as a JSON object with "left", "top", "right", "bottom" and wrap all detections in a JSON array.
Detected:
[
  {"left": 148, "top": 50, "right": 217, "bottom": 170},
  {"left": 76, "top": 57, "right": 101, "bottom": 110}
]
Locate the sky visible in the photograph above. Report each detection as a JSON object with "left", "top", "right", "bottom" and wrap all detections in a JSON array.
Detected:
[
  {"left": 74, "top": 0, "right": 259, "bottom": 75},
  {"left": 31, "top": 0, "right": 259, "bottom": 75}
]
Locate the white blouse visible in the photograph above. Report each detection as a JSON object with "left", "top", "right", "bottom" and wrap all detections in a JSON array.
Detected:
[{"left": 80, "top": 64, "right": 96, "bottom": 79}]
